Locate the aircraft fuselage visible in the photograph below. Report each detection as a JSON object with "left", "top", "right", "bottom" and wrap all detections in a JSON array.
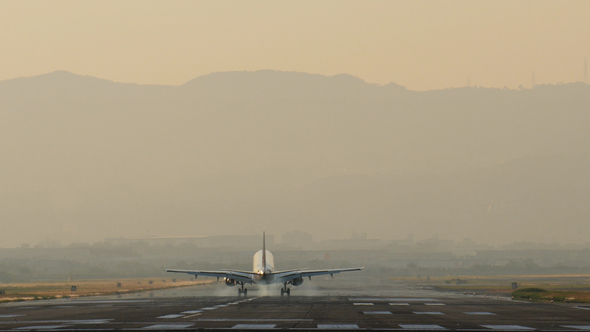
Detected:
[{"left": 252, "top": 249, "right": 275, "bottom": 284}]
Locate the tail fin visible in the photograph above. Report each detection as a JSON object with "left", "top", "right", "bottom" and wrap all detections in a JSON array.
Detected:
[{"left": 262, "top": 231, "right": 266, "bottom": 272}]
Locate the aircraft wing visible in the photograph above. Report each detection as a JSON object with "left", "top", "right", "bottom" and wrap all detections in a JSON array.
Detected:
[
  {"left": 165, "top": 268, "right": 255, "bottom": 284},
  {"left": 272, "top": 267, "right": 363, "bottom": 284}
]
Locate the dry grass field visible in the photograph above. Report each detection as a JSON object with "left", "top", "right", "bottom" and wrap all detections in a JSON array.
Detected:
[
  {"left": 512, "top": 287, "right": 590, "bottom": 303},
  {"left": 397, "top": 274, "right": 590, "bottom": 303},
  {"left": 0, "top": 278, "right": 213, "bottom": 302}
]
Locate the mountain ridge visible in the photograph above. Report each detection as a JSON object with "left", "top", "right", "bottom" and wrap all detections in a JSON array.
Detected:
[
  {"left": 4, "top": 70, "right": 587, "bottom": 95},
  {"left": 1, "top": 69, "right": 589, "bottom": 246}
]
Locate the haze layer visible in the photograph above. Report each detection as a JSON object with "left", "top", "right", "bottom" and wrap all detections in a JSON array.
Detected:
[{"left": 1, "top": 71, "right": 589, "bottom": 247}]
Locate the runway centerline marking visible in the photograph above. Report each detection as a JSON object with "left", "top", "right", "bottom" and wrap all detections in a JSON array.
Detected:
[
  {"left": 425, "top": 303, "right": 445, "bottom": 306},
  {"left": 231, "top": 324, "right": 276, "bottom": 329},
  {"left": 141, "top": 324, "right": 195, "bottom": 330},
  {"left": 66, "top": 300, "right": 153, "bottom": 304},
  {"left": 180, "top": 310, "right": 202, "bottom": 314},
  {"left": 414, "top": 311, "right": 444, "bottom": 315},
  {"left": 562, "top": 326, "right": 590, "bottom": 330},
  {"left": 182, "top": 313, "right": 202, "bottom": 319},
  {"left": 465, "top": 312, "right": 496, "bottom": 315},
  {"left": 317, "top": 324, "right": 359, "bottom": 329},
  {"left": 0, "top": 320, "right": 112, "bottom": 325},
  {"left": 13, "top": 325, "right": 71, "bottom": 330},
  {"left": 0, "top": 315, "right": 24, "bottom": 318},
  {"left": 196, "top": 319, "right": 313, "bottom": 322},
  {"left": 158, "top": 314, "right": 184, "bottom": 319},
  {"left": 481, "top": 325, "right": 535, "bottom": 330},
  {"left": 363, "top": 311, "right": 392, "bottom": 315},
  {"left": 353, "top": 303, "right": 373, "bottom": 305},
  {"left": 351, "top": 297, "right": 439, "bottom": 302},
  {"left": 399, "top": 324, "right": 447, "bottom": 330},
  {"left": 390, "top": 303, "right": 410, "bottom": 306}
]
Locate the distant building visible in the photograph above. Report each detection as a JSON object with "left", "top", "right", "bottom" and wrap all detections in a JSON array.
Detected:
[{"left": 105, "top": 234, "right": 274, "bottom": 249}]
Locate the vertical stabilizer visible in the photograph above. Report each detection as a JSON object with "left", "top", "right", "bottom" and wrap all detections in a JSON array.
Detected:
[{"left": 262, "top": 231, "right": 266, "bottom": 272}]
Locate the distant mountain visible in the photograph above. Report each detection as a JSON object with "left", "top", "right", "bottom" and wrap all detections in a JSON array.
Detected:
[
  {"left": 0, "top": 71, "right": 589, "bottom": 246},
  {"left": 0, "top": 70, "right": 173, "bottom": 99},
  {"left": 181, "top": 70, "right": 407, "bottom": 98}
]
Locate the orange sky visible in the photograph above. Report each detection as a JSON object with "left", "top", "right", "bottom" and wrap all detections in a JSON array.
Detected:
[{"left": 1, "top": 0, "right": 589, "bottom": 90}]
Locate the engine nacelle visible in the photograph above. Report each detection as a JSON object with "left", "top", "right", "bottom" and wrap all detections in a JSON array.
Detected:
[
  {"left": 225, "top": 278, "right": 237, "bottom": 286},
  {"left": 290, "top": 277, "right": 304, "bottom": 286}
]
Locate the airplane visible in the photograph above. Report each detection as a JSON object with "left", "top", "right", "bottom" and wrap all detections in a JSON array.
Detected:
[{"left": 165, "top": 232, "right": 363, "bottom": 296}]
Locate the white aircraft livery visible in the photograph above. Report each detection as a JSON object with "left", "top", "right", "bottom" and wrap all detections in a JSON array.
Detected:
[{"left": 166, "top": 232, "right": 363, "bottom": 296}]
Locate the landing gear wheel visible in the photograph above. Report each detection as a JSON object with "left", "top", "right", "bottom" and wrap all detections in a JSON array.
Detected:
[
  {"left": 238, "top": 283, "right": 247, "bottom": 297},
  {"left": 281, "top": 286, "right": 291, "bottom": 296},
  {"left": 281, "top": 282, "right": 291, "bottom": 297}
]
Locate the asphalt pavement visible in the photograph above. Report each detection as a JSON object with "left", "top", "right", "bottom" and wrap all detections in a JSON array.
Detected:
[{"left": 0, "top": 277, "right": 589, "bottom": 331}]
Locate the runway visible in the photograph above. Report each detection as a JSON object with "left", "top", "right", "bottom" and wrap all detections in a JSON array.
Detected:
[{"left": 1, "top": 278, "right": 589, "bottom": 331}]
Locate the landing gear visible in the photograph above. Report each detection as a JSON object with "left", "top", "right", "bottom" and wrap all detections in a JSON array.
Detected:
[
  {"left": 238, "top": 283, "right": 247, "bottom": 297},
  {"left": 280, "top": 283, "right": 290, "bottom": 296}
]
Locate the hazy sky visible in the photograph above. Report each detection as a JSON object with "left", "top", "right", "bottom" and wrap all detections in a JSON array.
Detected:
[{"left": 1, "top": 0, "right": 589, "bottom": 90}]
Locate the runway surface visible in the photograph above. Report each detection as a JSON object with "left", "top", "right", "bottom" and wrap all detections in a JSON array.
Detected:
[{"left": 1, "top": 277, "right": 590, "bottom": 331}]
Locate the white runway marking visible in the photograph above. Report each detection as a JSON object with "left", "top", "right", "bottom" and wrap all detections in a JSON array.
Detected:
[
  {"left": 196, "top": 319, "right": 313, "bottom": 322},
  {"left": 141, "top": 324, "right": 195, "bottom": 330},
  {"left": 425, "top": 303, "right": 445, "bottom": 306},
  {"left": 14, "top": 325, "right": 71, "bottom": 330},
  {"left": 481, "top": 325, "right": 535, "bottom": 330},
  {"left": 465, "top": 312, "right": 496, "bottom": 315},
  {"left": 0, "top": 319, "right": 111, "bottom": 325},
  {"left": 413, "top": 311, "right": 444, "bottom": 315},
  {"left": 575, "top": 306, "right": 590, "bottom": 310},
  {"left": 399, "top": 324, "right": 447, "bottom": 330},
  {"left": 353, "top": 303, "right": 373, "bottom": 305},
  {"left": 200, "top": 307, "right": 217, "bottom": 310},
  {"left": 231, "top": 324, "right": 276, "bottom": 329},
  {"left": 351, "top": 297, "right": 439, "bottom": 302},
  {"left": 157, "top": 314, "right": 184, "bottom": 319},
  {"left": 215, "top": 304, "right": 229, "bottom": 307},
  {"left": 182, "top": 313, "right": 202, "bottom": 319},
  {"left": 317, "top": 324, "right": 359, "bottom": 329},
  {"left": 63, "top": 319, "right": 112, "bottom": 324},
  {"left": 67, "top": 300, "right": 153, "bottom": 304},
  {"left": 0, "top": 315, "right": 24, "bottom": 318},
  {"left": 363, "top": 311, "right": 392, "bottom": 315},
  {"left": 180, "top": 310, "right": 202, "bottom": 314},
  {"left": 389, "top": 303, "right": 410, "bottom": 306},
  {"left": 562, "top": 326, "right": 590, "bottom": 330}
]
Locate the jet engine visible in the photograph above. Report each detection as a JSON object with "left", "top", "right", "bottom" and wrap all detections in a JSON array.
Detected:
[
  {"left": 224, "top": 278, "right": 237, "bottom": 286},
  {"left": 290, "top": 277, "right": 304, "bottom": 286}
]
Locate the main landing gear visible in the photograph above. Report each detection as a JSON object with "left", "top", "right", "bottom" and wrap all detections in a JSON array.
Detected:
[
  {"left": 238, "top": 282, "right": 247, "bottom": 297},
  {"left": 280, "top": 282, "right": 290, "bottom": 296}
]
